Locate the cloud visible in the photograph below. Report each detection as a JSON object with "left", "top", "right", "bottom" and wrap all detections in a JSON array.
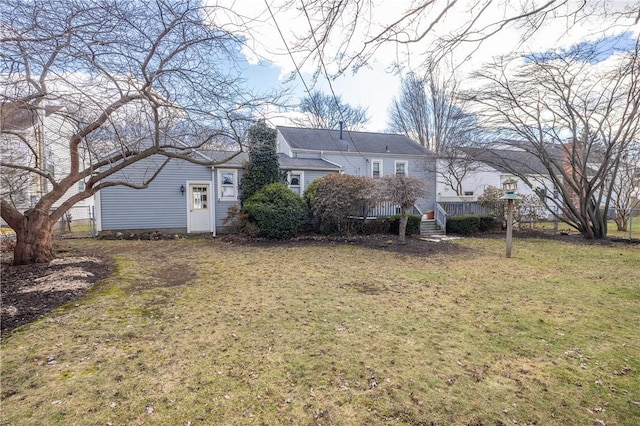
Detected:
[{"left": 206, "top": 0, "right": 639, "bottom": 131}]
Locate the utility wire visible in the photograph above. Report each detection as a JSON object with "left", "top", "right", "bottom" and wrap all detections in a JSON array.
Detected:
[{"left": 264, "top": 0, "right": 363, "bottom": 174}]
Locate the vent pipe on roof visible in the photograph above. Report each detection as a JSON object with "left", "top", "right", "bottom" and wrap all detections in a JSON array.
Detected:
[{"left": 339, "top": 121, "right": 343, "bottom": 139}]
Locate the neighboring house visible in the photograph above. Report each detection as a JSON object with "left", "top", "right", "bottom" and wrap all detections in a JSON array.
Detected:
[
  {"left": 436, "top": 145, "right": 559, "bottom": 218},
  {"left": 96, "top": 126, "right": 436, "bottom": 235},
  {"left": 0, "top": 102, "right": 94, "bottom": 223}
]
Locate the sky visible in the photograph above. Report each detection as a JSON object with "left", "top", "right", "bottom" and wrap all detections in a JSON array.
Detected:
[{"left": 208, "top": 0, "right": 640, "bottom": 132}]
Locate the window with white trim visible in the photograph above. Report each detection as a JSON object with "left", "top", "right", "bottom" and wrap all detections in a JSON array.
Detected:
[
  {"left": 288, "top": 171, "right": 304, "bottom": 195},
  {"left": 371, "top": 159, "right": 383, "bottom": 179},
  {"left": 218, "top": 169, "right": 238, "bottom": 200},
  {"left": 395, "top": 160, "right": 408, "bottom": 176}
]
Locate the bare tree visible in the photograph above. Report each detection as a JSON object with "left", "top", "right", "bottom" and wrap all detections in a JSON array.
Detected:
[
  {"left": 295, "top": 90, "right": 369, "bottom": 130},
  {"left": 281, "top": 0, "right": 609, "bottom": 77},
  {"left": 0, "top": 0, "right": 280, "bottom": 264},
  {"left": 611, "top": 146, "right": 640, "bottom": 231},
  {"left": 378, "top": 175, "right": 427, "bottom": 243},
  {"left": 472, "top": 39, "right": 640, "bottom": 239},
  {"left": 388, "top": 70, "right": 484, "bottom": 196}
]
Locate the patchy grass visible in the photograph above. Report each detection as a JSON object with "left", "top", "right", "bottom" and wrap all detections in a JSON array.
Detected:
[
  {"left": 533, "top": 218, "right": 640, "bottom": 239},
  {"left": 1, "top": 237, "right": 639, "bottom": 425}
]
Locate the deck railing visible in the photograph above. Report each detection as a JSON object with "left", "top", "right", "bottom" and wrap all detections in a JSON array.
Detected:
[
  {"left": 435, "top": 203, "right": 447, "bottom": 231},
  {"left": 439, "top": 201, "right": 488, "bottom": 217}
]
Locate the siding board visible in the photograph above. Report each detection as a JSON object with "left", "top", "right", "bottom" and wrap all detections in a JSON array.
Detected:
[{"left": 100, "top": 156, "right": 211, "bottom": 230}]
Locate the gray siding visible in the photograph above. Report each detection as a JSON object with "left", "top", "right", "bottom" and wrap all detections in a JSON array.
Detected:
[
  {"left": 214, "top": 168, "right": 243, "bottom": 228},
  {"left": 321, "top": 153, "right": 368, "bottom": 176},
  {"left": 303, "top": 170, "right": 334, "bottom": 189},
  {"left": 320, "top": 152, "right": 437, "bottom": 214},
  {"left": 100, "top": 156, "right": 211, "bottom": 231}
]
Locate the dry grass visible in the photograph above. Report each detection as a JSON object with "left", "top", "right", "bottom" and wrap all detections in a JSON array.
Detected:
[
  {"left": 1, "top": 236, "right": 639, "bottom": 425},
  {"left": 532, "top": 218, "right": 640, "bottom": 239}
]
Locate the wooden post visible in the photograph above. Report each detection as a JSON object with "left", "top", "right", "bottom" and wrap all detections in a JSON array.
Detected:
[{"left": 506, "top": 199, "right": 514, "bottom": 258}]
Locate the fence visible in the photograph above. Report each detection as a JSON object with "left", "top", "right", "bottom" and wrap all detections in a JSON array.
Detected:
[{"left": 52, "top": 205, "right": 97, "bottom": 238}]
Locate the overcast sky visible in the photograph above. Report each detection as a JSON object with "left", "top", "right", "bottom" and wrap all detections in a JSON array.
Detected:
[{"left": 208, "top": 0, "right": 640, "bottom": 132}]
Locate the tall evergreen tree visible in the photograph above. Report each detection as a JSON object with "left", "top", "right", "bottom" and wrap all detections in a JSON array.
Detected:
[{"left": 240, "top": 121, "right": 280, "bottom": 205}]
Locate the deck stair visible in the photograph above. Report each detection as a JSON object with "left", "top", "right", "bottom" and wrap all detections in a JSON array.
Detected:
[{"left": 420, "top": 219, "right": 445, "bottom": 237}]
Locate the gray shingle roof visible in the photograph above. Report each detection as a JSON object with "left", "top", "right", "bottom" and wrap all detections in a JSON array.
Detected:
[
  {"left": 277, "top": 126, "right": 432, "bottom": 156},
  {"left": 200, "top": 150, "right": 341, "bottom": 171},
  {"left": 463, "top": 147, "right": 553, "bottom": 175}
]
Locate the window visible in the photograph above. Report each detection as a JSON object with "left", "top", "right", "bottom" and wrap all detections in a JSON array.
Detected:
[
  {"left": 371, "top": 159, "right": 383, "bottom": 178},
  {"left": 463, "top": 191, "right": 474, "bottom": 196},
  {"left": 192, "top": 186, "right": 208, "bottom": 209},
  {"left": 288, "top": 171, "right": 303, "bottom": 195},
  {"left": 395, "top": 161, "right": 408, "bottom": 176},
  {"left": 218, "top": 169, "right": 238, "bottom": 200},
  {"left": 78, "top": 181, "right": 86, "bottom": 192},
  {"left": 45, "top": 149, "right": 55, "bottom": 177}
]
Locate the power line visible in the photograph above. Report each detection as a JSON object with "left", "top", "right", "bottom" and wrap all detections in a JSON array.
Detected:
[{"left": 264, "top": 0, "right": 362, "bottom": 173}]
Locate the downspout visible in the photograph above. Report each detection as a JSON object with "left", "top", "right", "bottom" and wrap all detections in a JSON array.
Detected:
[{"left": 211, "top": 167, "right": 216, "bottom": 237}]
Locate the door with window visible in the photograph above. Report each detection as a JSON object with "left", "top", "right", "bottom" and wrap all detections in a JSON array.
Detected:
[{"left": 188, "top": 183, "right": 211, "bottom": 232}]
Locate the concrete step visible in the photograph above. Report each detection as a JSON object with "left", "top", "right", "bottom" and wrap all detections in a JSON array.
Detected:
[{"left": 420, "top": 219, "right": 445, "bottom": 236}]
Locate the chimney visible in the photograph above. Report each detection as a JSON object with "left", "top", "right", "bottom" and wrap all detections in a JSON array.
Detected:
[{"left": 339, "top": 121, "right": 343, "bottom": 139}]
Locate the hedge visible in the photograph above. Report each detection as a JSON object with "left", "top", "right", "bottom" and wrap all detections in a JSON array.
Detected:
[
  {"left": 446, "top": 214, "right": 497, "bottom": 236},
  {"left": 388, "top": 214, "right": 422, "bottom": 236}
]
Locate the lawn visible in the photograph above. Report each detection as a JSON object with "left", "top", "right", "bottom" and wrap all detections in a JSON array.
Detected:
[
  {"left": 1, "top": 236, "right": 639, "bottom": 425},
  {"left": 530, "top": 218, "right": 640, "bottom": 239}
]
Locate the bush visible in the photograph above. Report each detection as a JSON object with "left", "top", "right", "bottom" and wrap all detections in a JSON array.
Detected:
[
  {"left": 243, "top": 183, "right": 306, "bottom": 239},
  {"left": 478, "top": 215, "right": 498, "bottom": 232},
  {"left": 305, "top": 174, "right": 377, "bottom": 234},
  {"left": 446, "top": 215, "right": 480, "bottom": 236},
  {"left": 447, "top": 214, "right": 499, "bottom": 236},
  {"left": 388, "top": 214, "right": 422, "bottom": 236},
  {"left": 222, "top": 204, "right": 260, "bottom": 236},
  {"left": 351, "top": 218, "right": 391, "bottom": 235}
]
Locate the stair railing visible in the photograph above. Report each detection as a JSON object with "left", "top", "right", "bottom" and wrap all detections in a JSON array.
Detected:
[{"left": 435, "top": 203, "right": 447, "bottom": 233}]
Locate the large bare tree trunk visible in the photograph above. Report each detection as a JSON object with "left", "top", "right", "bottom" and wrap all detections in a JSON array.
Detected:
[
  {"left": 398, "top": 208, "right": 409, "bottom": 244},
  {"left": 12, "top": 208, "right": 55, "bottom": 265}
]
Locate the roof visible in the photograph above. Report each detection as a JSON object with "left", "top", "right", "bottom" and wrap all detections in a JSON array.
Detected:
[
  {"left": 200, "top": 150, "right": 342, "bottom": 171},
  {"left": 463, "top": 147, "right": 552, "bottom": 175},
  {"left": 277, "top": 125, "right": 432, "bottom": 156}
]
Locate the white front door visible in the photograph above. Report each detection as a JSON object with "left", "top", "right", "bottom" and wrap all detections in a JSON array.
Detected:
[{"left": 188, "top": 183, "right": 211, "bottom": 233}]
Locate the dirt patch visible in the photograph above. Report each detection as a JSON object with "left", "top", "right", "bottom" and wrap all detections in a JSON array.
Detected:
[{"left": 1, "top": 247, "right": 112, "bottom": 338}]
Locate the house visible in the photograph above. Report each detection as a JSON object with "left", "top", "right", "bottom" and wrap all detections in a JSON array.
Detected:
[
  {"left": 96, "top": 126, "right": 436, "bottom": 235},
  {"left": 0, "top": 102, "right": 95, "bottom": 223},
  {"left": 435, "top": 144, "right": 559, "bottom": 218}
]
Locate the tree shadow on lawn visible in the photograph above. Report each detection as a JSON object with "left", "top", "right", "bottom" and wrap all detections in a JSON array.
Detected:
[
  {"left": 1, "top": 244, "right": 113, "bottom": 338},
  {"left": 217, "top": 233, "right": 470, "bottom": 257}
]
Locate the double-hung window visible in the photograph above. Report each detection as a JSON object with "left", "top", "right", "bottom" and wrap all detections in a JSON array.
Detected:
[
  {"left": 371, "top": 159, "right": 383, "bottom": 179},
  {"left": 218, "top": 169, "right": 238, "bottom": 201},
  {"left": 288, "top": 171, "right": 304, "bottom": 195},
  {"left": 395, "top": 160, "right": 408, "bottom": 176}
]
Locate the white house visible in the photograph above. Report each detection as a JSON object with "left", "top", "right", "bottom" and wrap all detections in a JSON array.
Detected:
[
  {"left": 0, "top": 102, "right": 95, "bottom": 223},
  {"left": 436, "top": 145, "right": 559, "bottom": 218}
]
